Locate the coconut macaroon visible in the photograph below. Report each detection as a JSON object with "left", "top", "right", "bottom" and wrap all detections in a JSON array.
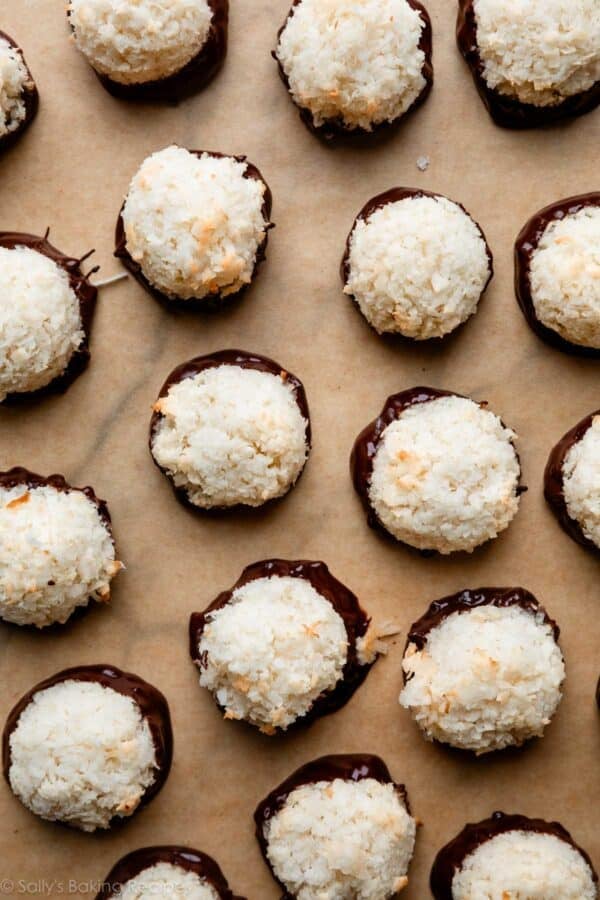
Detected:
[
  {"left": 0, "top": 232, "right": 97, "bottom": 402},
  {"left": 190, "top": 559, "right": 381, "bottom": 734},
  {"left": 430, "top": 811, "right": 598, "bottom": 899},
  {"left": 0, "top": 32, "right": 38, "bottom": 149},
  {"left": 3, "top": 665, "right": 172, "bottom": 832},
  {"left": 515, "top": 194, "right": 600, "bottom": 356},
  {"left": 457, "top": 0, "right": 600, "bottom": 127},
  {"left": 255, "top": 755, "right": 417, "bottom": 899},
  {"left": 67, "top": 0, "right": 228, "bottom": 100},
  {"left": 351, "top": 388, "right": 521, "bottom": 554},
  {"left": 274, "top": 0, "right": 433, "bottom": 138},
  {"left": 399, "top": 588, "right": 565, "bottom": 754},
  {"left": 342, "top": 189, "right": 492, "bottom": 339},
  {"left": 0, "top": 468, "right": 122, "bottom": 628},
  {"left": 116, "top": 146, "right": 272, "bottom": 308},
  {"left": 150, "top": 351, "right": 310, "bottom": 510}
]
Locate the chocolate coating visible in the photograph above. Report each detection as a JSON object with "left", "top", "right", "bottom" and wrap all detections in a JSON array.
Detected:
[
  {"left": 0, "top": 231, "right": 97, "bottom": 403},
  {"left": 115, "top": 150, "right": 272, "bottom": 311},
  {"left": 2, "top": 664, "right": 172, "bottom": 827},
  {"left": 456, "top": 0, "right": 600, "bottom": 128},
  {"left": 341, "top": 187, "right": 493, "bottom": 338},
  {"left": 430, "top": 811, "right": 598, "bottom": 899},
  {"left": 515, "top": 193, "right": 600, "bottom": 356},
  {"left": 544, "top": 410, "right": 600, "bottom": 555},
  {"left": 0, "top": 32, "right": 38, "bottom": 152},
  {"left": 95, "top": 846, "right": 245, "bottom": 899},
  {"left": 149, "top": 349, "right": 311, "bottom": 512},
  {"left": 190, "top": 559, "right": 373, "bottom": 731},
  {"left": 273, "top": 0, "right": 433, "bottom": 142}
]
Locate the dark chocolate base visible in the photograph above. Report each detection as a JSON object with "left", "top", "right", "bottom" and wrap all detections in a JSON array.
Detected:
[
  {"left": 0, "top": 32, "right": 38, "bottom": 153},
  {"left": 514, "top": 193, "right": 600, "bottom": 357},
  {"left": 456, "top": 0, "right": 600, "bottom": 129},
  {"left": 3, "top": 665, "right": 172, "bottom": 828},
  {"left": 96, "top": 846, "right": 245, "bottom": 899},
  {"left": 341, "top": 187, "right": 493, "bottom": 338},
  {"left": 190, "top": 559, "right": 373, "bottom": 733},
  {"left": 430, "top": 811, "right": 598, "bottom": 899},
  {"left": 149, "top": 350, "right": 311, "bottom": 513},
  {"left": 0, "top": 231, "right": 97, "bottom": 404},
  {"left": 115, "top": 150, "right": 272, "bottom": 312},
  {"left": 273, "top": 0, "right": 433, "bottom": 143}
]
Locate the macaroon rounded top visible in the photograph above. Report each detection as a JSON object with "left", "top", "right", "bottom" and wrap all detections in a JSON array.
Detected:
[
  {"left": 343, "top": 190, "right": 492, "bottom": 339},
  {"left": 0, "top": 33, "right": 36, "bottom": 141},
  {"left": 118, "top": 863, "right": 219, "bottom": 899},
  {"left": 275, "top": 0, "right": 432, "bottom": 135}
]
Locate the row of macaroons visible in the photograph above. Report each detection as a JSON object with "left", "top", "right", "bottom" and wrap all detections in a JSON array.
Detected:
[{"left": 1, "top": 0, "right": 599, "bottom": 148}]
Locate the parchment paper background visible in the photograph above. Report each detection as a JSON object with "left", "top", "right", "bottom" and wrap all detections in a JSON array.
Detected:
[{"left": 0, "top": 1, "right": 599, "bottom": 896}]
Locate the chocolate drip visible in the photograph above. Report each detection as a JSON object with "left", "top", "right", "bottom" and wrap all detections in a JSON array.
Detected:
[
  {"left": 456, "top": 0, "right": 600, "bottom": 128},
  {"left": 190, "top": 559, "right": 373, "bottom": 731},
  {"left": 430, "top": 811, "right": 598, "bottom": 899},
  {"left": 514, "top": 193, "right": 600, "bottom": 357},
  {"left": 115, "top": 150, "right": 272, "bottom": 311},
  {"left": 0, "top": 32, "right": 38, "bottom": 152}
]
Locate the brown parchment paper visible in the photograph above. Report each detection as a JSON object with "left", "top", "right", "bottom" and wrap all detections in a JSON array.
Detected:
[{"left": 0, "top": 1, "right": 599, "bottom": 896}]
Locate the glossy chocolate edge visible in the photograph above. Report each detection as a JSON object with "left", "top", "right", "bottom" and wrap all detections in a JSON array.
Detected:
[
  {"left": 254, "top": 754, "right": 410, "bottom": 898},
  {"left": 96, "top": 846, "right": 245, "bottom": 899},
  {"left": 149, "top": 350, "right": 311, "bottom": 513},
  {"left": 273, "top": 0, "right": 433, "bottom": 142},
  {"left": 430, "top": 811, "right": 598, "bottom": 899},
  {"left": 456, "top": 0, "right": 600, "bottom": 129},
  {"left": 340, "top": 187, "right": 493, "bottom": 339},
  {"left": 0, "top": 232, "right": 97, "bottom": 403},
  {"left": 115, "top": 150, "right": 273, "bottom": 311},
  {"left": 544, "top": 410, "right": 600, "bottom": 555},
  {"left": 189, "top": 559, "right": 373, "bottom": 732},
  {"left": 2, "top": 665, "right": 173, "bottom": 826},
  {"left": 514, "top": 193, "right": 600, "bottom": 357},
  {"left": 0, "top": 32, "right": 39, "bottom": 152}
]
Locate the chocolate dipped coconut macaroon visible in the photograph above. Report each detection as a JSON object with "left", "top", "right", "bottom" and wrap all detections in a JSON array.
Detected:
[
  {"left": 457, "top": 0, "right": 600, "bottom": 128},
  {"left": 431, "top": 812, "right": 598, "bottom": 899},
  {"left": 0, "top": 32, "right": 38, "bottom": 151},
  {"left": 515, "top": 193, "right": 600, "bottom": 356},
  {"left": 255, "top": 754, "right": 417, "bottom": 898},
  {"left": 351, "top": 387, "right": 522, "bottom": 554},
  {"left": 67, "top": 0, "right": 228, "bottom": 101},
  {"left": 3, "top": 665, "right": 172, "bottom": 832},
  {"left": 274, "top": 0, "right": 433, "bottom": 140},
  {"left": 342, "top": 188, "right": 492, "bottom": 340},
  {"left": 115, "top": 146, "right": 272, "bottom": 310}
]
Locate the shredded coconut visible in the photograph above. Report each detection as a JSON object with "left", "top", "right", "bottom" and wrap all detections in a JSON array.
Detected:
[
  {"left": 264, "top": 778, "right": 416, "bottom": 899},
  {"left": 276, "top": 0, "right": 427, "bottom": 131},
  {"left": 473, "top": 0, "right": 600, "bottom": 107},
  {"left": 0, "top": 246, "right": 84, "bottom": 400},
  {"left": 562, "top": 415, "right": 600, "bottom": 548},
  {"left": 400, "top": 604, "right": 565, "bottom": 754},
  {"left": 452, "top": 829, "right": 597, "bottom": 899},
  {"left": 529, "top": 205, "right": 600, "bottom": 349},
  {"left": 0, "top": 37, "right": 30, "bottom": 137},
  {"left": 120, "top": 863, "right": 219, "bottom": 900},
  {"left": 68, "top": 0, "right": 213, "bottom": 85},
  {"left": 122, "top": 147, "right": 268, "bottom": 302},
  {"left": 151, "top": 365, "right": 308, "bottom": 508},
  {"left": 368, "top": 395, "right": 520, "bottom": 553},
  {"left": 345, "top": 195, "right": 490, "bottom": 339},
  {"left": 8, "top": 680, "right": 157, "bottom": 831}
]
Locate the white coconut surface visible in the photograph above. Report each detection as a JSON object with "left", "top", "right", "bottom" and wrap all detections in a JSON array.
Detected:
[
  {"left": 8, "top": 679, "right": 158, "bottom": 831},
  {"left": 0, "top": 482, "right": 121, "bottom": 628},
  {"left": 473, "top": 0, "right": 600, "bottom": 107},
  {"left": 120, "top": 862, "right": 219, "bottom": 900},
  {"left": 0, "top": 245, "right": 84, "bottom": 400},
  {"left": 562, "top": 415, "right": 600, "bottom": 547},
  {"left": 452, "top": 829, "right": 597, "bottom": 899},
  {"left": 264, "top": 778, "right": 416, "bottom": 899},
  {"left": 368, "top": 395, "right": 520, "bottom": 553},
  {"left": 151, "top": 365, "right": 309, "bottom": 508},
  {"left": 0, "top": 36, "right": 30, "bottom": 137},
  {"left": 122, "top": 146, "right": 268, "bottom": 301},
  {"left": 275, "top": 0, "right": 427, "bottom": 131},
  {"left": 68, "top": 0, "right": 213, "bottom": 85},
  {"left": 344, "top": 195, "right": 490, "bottom": 339},
  {"left": 399, "top": 604, "right": 565, "bottom": 754},
  {"left": 529, "top": 205, "right": 600, "bottom": 349}
]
